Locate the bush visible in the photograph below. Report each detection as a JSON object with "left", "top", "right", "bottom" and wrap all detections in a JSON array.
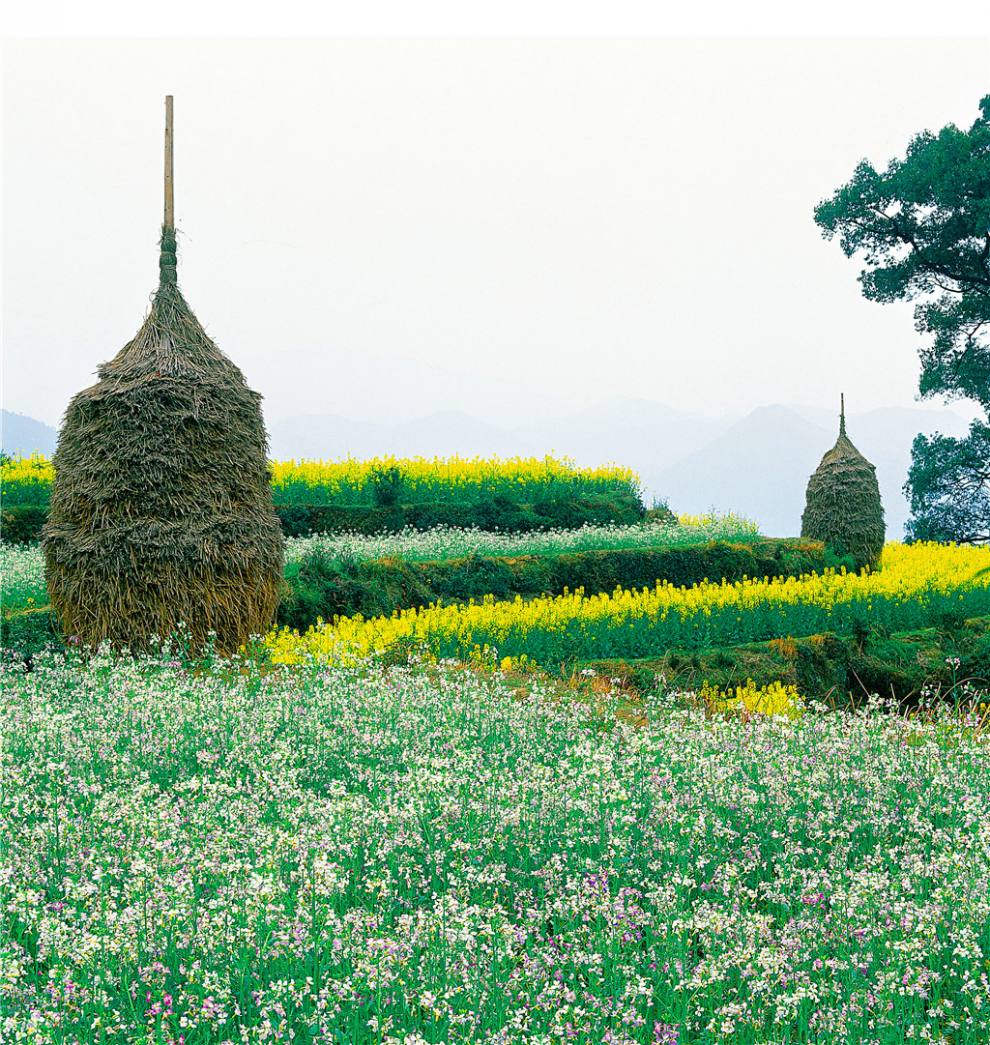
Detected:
[
  {"left": 0, "top": 606, "right": 61, "bottom": 660},
  {"left": 3, "top": 494, "right": 647, "bottom": 545},
  {"left": 280, "top": 548, "right": 436, "bottom": 626},
  {"left": 1, "top": 505, "right": 47, "bottom": 543},
  {"left": 274, "top": 493, "right": 644, "bottom": 538}
]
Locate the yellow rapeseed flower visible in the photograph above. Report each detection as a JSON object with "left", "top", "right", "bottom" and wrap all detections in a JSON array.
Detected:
[
  {"left": 699, "top": 679, "right": 804, "bottom": 718},
  {"left": 264, "top": 543, "right": 990, "bottom": 667},
  {"left": 268, "top": 454, "right": 640, "bottom": 504},
  {"left": 0, "top": 453, "right": 54, "bottom": 485},
  {"left": 2, "top": 453, "right": 640, "bottom": 507}
]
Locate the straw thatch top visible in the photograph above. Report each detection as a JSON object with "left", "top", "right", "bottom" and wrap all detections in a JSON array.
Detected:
[
  {"left": 815, "top": 428, "right": 870, "bottom": 471},
  {"left": 73, "top": 230, "right": 247, "bottom": 393}
]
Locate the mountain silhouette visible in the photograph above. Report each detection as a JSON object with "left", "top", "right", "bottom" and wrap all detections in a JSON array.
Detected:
[
  {"left": 1, "top": 409, "right": 57, "bottom": 457},
  {"left": 4, "top": 401, "right": 968, "bottom": 537},
  {"left": 651, "top": 404, "right": 969, "bottom": 537}
]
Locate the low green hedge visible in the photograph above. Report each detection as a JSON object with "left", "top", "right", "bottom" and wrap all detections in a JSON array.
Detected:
[
  {"left": 277, "top": 537, "right": 829, "bottom": 632},
  {"left": 1, "top": 494, "right": 645, "bottom": 544},
  {"left": 275, "top": 494, "right": 644, "bottom": 538}
]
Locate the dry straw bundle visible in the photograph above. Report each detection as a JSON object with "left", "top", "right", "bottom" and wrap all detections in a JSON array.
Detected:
[
  {"left": 43, "top": 97, "right": 284, "bottom": 653},
  {"left": 801, "top": 395, "right": 885, "bottom": 570}
]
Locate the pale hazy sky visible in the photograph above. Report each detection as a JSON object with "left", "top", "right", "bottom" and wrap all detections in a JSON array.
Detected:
[{"left": 3, "top": 35, "right": 989, "bottom": 428}]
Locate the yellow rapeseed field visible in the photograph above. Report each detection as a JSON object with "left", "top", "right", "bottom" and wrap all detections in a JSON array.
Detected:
[
  {"left": 264, "top": 542, "right": 990, "bottom": 666},
  {"left": 0, "top": 452, "right": 53, "bottom": 484},
  {"left": 268, "top": 454, "right": 641, "bottom": 505},
  {"left": 268, "top": 454, "right": 637, "bottom": 489},
  {"left": 2, "top": 453, "right": 641, "bottom": 507}
]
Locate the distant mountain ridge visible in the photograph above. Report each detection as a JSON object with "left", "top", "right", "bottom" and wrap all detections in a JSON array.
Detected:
[
  {"left": 3, "top": 401, "right": 969, "bottom": 538},
  {"left": 267, "top": 399, "right": 966, "bottom": 538},
  {"left": 650, "top": 404, "right": 969, "bottom": 538},
  {"left": 1, "top": 410, "right": 57, "bottom": 456},
  {"left": 267, "top": 398, "right": 732, "bottom": 478}
]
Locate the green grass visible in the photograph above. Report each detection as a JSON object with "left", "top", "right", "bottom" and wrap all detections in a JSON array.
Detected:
[
  {"left": 2, "top": 653, "right": 989, "bottom": 1042},
  {"left": 0, "top": 541, "right": 46, "bottom": 611}
]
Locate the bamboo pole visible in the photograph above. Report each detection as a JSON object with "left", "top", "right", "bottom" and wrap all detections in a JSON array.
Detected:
[{"left": 164, "top": 95, "right": 174, "bottom": 228}]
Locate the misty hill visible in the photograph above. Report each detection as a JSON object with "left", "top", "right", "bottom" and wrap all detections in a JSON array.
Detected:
[
  {"left": 268, "top": 399, "right": 730, "bottom": 479},
  {"left": 1, "top": 410, "right": 57, "bottom": 456},
  {"left": 648, "top": 406, "right": 828, "bottom": 536},
  {"left": 270, "top": 410, "right": 509, "bottom": 460},
  {"left": 272, "top": 399, "right": 966, "bottom": 537},
  {"left": 511, "top": 399, "right": 729, "bottom": 478},
  {"left": 5, "top": 401, "right": 968, "bottom": 538},
  {"left": 651, "top": 404, "right": 970, "bottom": 537}
]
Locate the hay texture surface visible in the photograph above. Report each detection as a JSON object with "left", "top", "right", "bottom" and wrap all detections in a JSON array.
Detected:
[
  {"left": 43, "top": 228, "right": 284, "bottom": 653},
  {"left": 801, "top": 418, "right": 885, "bottom": 571}
]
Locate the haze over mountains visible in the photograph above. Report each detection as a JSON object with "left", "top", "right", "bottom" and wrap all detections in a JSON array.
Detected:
[
  {"left": 651, "top": 404, "right": 970, "bottom": 538},
  {"left": 3, "top": 402, "right": 968, "bottom": 538},
  {"left": 1, "top": 410, "right": 58, "bottom": 457},
  {"left": 263, "top": 400, "right": 966, "bottom": 537}
]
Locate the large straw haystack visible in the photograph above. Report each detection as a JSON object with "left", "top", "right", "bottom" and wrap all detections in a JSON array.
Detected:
[
  {"left": 43, "top": 98, "right": 283, "bottom": 653},
  {"left": 800, "top": 396, "right": 885, "bottom": 571}
]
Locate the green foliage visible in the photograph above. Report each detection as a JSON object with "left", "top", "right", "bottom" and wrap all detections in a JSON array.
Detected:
[
  {"left": 3, "top": 493, "right": 646, "bottom": 544},
  {"left": 801, "top": 416, "right": 885, "bottom": 570},
  {"left": 275, "top": 492, "right": 645, "bottom": 538},
  {"left": 815, "top": 96, "right": 990, "bottom": 543},
  {"left": 1, "top": 505, "right": 47, "bottom": 543},
  {"left": 370, "top": 465, "right": 404, "bottom": 508},
  {"left": 593, "top": 615, "right": 990, "bottom": 706},
  {"left": 906, "top": 421, "right": 990, "bottom": 544},
  {"left": 279, "top": 548, "right": 435, "bottom": 627},
  {"left": 278, "top": 538, "right": 828, "bottom": 632},
  {"left": 0, "top": 477, "right": 50, "bottom": 508},
  {"left": 645, "top": 498, "right": 677, "bottom": 524},
  {"left": 0, "top": 606, "right": 61, "bottom": 660}
]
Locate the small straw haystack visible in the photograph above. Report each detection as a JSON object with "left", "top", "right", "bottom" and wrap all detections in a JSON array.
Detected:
[
  {"left": 800, "top": 395, "right": 885, "bottom": 570},
  {"left": 43, "top": 97, "right": 284, "bottom": 653}
]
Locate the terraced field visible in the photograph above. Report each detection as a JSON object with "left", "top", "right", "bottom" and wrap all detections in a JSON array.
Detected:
[{"left": 3, "top": 458, "right": 989, "bottom": 1043}]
